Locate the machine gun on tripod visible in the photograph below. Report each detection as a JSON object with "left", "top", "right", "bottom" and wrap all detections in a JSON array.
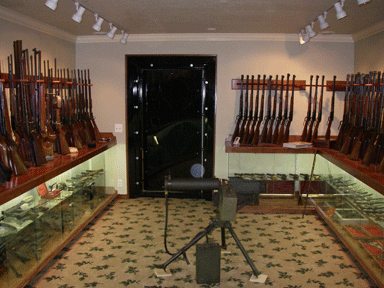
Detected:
[{"left": 154, "top": 177, "right": 267, "bottom": 284}]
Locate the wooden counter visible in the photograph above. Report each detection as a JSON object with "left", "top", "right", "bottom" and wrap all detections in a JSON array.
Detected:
[{"left": 0, "top": 133, "right": 116, "bottom": 205}]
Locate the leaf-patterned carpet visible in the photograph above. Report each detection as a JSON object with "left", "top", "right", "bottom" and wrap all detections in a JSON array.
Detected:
[{"left": 29, "top": 198, "right": 375, "bottom": 288}]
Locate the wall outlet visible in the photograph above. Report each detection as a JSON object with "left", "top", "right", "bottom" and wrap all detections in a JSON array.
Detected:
[
  {"left": 115, "top": 124, "right": 123, "bottom": 133},
  {"left": 117, "top": 179, "right": 123, "bottom": 187}
]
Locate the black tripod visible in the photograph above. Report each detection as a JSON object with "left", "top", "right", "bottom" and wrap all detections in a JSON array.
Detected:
[{"left": 155, "top": 214, "right": 261, "bottom": 279}]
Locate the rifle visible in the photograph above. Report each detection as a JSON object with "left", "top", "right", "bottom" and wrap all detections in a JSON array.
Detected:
[
  {"left": 231, "top": 75, "right": 244, "bottom": 143},
  {"left": 260, "top": 75, "right": 272, "bottom": 143},
  {"left": 0, "top": 81, "right": 25, "bottom": 177},
  {"left": 78, "top": 69, "right": 95, "bottom": 147},
  {"left": 359, "top": 72, "right": 378, "bottom": 160},
  {"left": 300, "top": 75, "right": 313, "bottom": 142},
  {"left": 18, "top": 44, "right": 46, "bottom": 167},
  {"left": 362, "top": 72, "right": 382, "bottom": 166},
  {"left": 283, "top": 75, "right": 296, "bottom": 143},
  {"left": 83, "top": 69, "right": 96, "bottom": 143},
  {"left": 325, "top": 76, "right": 336, "bottom": 141},
  {"left": 306, "top": 75, "right": 319, "bottom": 142},
  {"left": 266, "top": 75, "right": 278, "bottom": 143},
  {"left": 272, "top": 75, "right": 284, "bottom": 144},
  {"left": 340, "top": 74, "right": 359, "bottom": 154},
  {"left": 53, "top": 63, "right": 70, "bottom": 155},
  {"left": 238, "top": 75, "right": 249, "bottom": 142},
  {"left": 334, "top": 74, "right": 351, "bottom": 150},
  {"left": 251, "top": 75, "right": 266, "bottom": 145},
  {"left": 246, "top": 75, "right": 258, "bottom": 144},
  {"left": 277, "top": 74, "right": 290, "bottom": 145},
  {"left": 86, "top": 69, "right": 101, "bottom": 142},
  {"left": 312, "top": 75, "right": 325, "bottom": 142},
  {"left": 34, "top": 49, "right": 56, "bottom": 161},
  {"left": 349, "top": 74, "right": 371, "bottom": 160},
  {"left": 242, "top": 75, "right": 252, "bottom": 144},
  {"left": 67, "top": 69, "right": 84, "bottom": 150}
]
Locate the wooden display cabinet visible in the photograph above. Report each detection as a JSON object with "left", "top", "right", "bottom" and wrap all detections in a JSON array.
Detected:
[{"left": 0, "top": 133, "right": 117, "bottom": 288}]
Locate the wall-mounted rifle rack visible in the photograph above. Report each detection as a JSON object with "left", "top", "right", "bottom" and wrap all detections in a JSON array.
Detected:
[
  {"left": 231, "top": 78, "right": 306, "bottom": 90},
  {"left": 0, "top": 39, "right": 102, "bottom": 183}
]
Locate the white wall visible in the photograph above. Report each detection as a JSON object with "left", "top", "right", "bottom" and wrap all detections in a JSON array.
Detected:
[
  {"left": 355, "top": 30, "right": 384, "bottom": 72},
  {"left": 76, "top": 37, "right": 354, "bottom": 195},
  {"left": 0, "top": 18, "right": 75, "bottom": 72}
]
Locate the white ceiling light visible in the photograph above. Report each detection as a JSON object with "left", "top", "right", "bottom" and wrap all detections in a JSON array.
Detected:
[
  {"left": 107, "top": 23, "right": 117, "bottom": 39},
  {"left": 357, "top": 0, "right": 370, "bottom": 5},
  {"left": 305, "top": 22, "right": 316, "bottom": 38},
  {"left": 120, "top": 32, "right": 129, "bottom": 44},
  {"left": 72, "top": 2, "right": 86, "bottom": 23},
  {"left": 334, "top": 0, "right": 347, "bottom": 20},
  {"left": 45, "top": 0, "right": 58, "bottom": 10},
  {"left": 302, "top": 30, "right": 310, "bottom": 43},
  {"left": 318, "top": 12, "right": 329, "bottom": 30},
  {"left": 93, "top": 14, "right": 104, "bottom": 31}
]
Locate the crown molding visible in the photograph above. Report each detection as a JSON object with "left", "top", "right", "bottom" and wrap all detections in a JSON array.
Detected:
[
  {"left": 0, "top": 5, "right": 76, "bottom": 43},
  {"left": 353, "top": 21, "right": 384, "bottom": 42},
  {"left": 77, "top": 33, "right": 353, "bottom": 44}
]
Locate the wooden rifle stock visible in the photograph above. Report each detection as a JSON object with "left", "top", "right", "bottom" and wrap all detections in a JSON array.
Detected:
[
  {"left": 350, "top": 74, "right": 370, "bottom": 160},
  {"left": 334, "top": 74, "right": 351, "bottom": 150},
  {"left": 266, "top": 75, "right": 278, "bottom": 143},
  {"left": 86, "top": 69, "right": 101, "bottom": 142},
  {"left": 312, "top": 75, "right": 325, "bottom": 142},
  {"left": 251, "top": 75, "right": 266, "bottom": 145},
  {"left": 272, "top": 75, "right": 284, "bottom": 144},
  {"left": 260, "top": 75, "right": 272, "bottom": 143},
  {"left": 246, "top": 75, "right": 258, "bottom": 144},
  {"left": 362, "top": 72, "right": 383, "bottom": 166},
  {"left": 301, "top": 75, "right": 313, "bottom": 142},
  {"left": 238, "top": 75, "right": 249, "bottom": 142},
  {"left": 79, "top": 69, "right": 95, "bottom": 147},
  {"left": 242, "top": 75, "right": 252, "bottom": 144},
  {"left": 277, "top": 74, "right": 290, "bottom": 145},
  {"left": 283, "top": 75, "right": 295, "bottom": 143},
  {"left": 325, "top": 76, "right": 336, "bottom": 141},
  {"left": 231, "top": 75, "right": 244, "bottom": 143},
  {"left": 306, "top": 75, "right": 319, "bottom": 142}
]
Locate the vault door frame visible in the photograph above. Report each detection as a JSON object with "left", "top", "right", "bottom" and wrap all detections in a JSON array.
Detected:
[{"left": 126, "top": 55, "right": 217, "bottom": 199}]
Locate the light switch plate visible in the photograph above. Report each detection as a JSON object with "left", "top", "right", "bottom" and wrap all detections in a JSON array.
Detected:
[{"left": 115, "top": 124, "right": 123, "bottom": 133}]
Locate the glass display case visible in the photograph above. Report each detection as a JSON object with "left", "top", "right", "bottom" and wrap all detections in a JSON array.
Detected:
[
  {"left": 0, "top": 135, "right": 117, "bottom": 288},
  {"left": 226, "top": 141, "right": 384, "bottom": 287}
]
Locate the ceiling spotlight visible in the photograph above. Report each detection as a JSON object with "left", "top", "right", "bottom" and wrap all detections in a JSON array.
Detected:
[
  {"left": 303, "top": 31, "right": 310, "bottom": 43},
  {"left": 107, "top": 23, "right": 117, "bottom": 39},
  {"left": 318, "top": 12, "right": 329, "bottom": 30},
  {"left": 334, "top": 0, "right": 347, "bottom": 20},
  {"left": 305, "top": 22, "right": 316, "bottom": 39},
  {"left": 357, "top": 0, "right": 370, "bottom": 5},
  {"left": 93, "top": 14, "right": 104, "bottom": 31},
  {"left": 120, "top": 32, "right": 129, "bottom": 44},
  {"left": 72, "top": 2, "right": 86, "bottom": 23},
  {"left": 45, "top": 0, "right": 58, "bottom": 10},
  {"left": 298, "top": 30, "right": 306, "bottom": 44}
]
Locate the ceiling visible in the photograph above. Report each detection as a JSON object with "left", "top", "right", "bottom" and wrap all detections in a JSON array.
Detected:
[{"left": 0, "top": 0, "right": 383, "bottom": 37}]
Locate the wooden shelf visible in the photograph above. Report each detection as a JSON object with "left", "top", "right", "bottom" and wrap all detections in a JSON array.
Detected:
[
  {"left": 0, "top": 133, "right": 116, "bottom": 205},
  {"left": 225, "top": 140, "right": 316, "bottom": 154}
]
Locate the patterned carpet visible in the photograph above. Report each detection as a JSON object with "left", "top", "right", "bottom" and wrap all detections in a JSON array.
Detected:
[{"left": 29, "top": 198, "right": 375, "bottom": 288}]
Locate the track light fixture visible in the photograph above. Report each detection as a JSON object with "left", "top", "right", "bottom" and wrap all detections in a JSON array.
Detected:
[
  {"left": 317, "top": 12, "right": 329, "bottom": 30},
  {"left": 120, "top": 32, "right": 129, "bottom": 44},
  {"left": 357, "top": 0, "right": 370, "bottom": 5},
  {"left": 334, "top": 0, "right": 347, "bottom": 20},
  {"left": 93, "top": 14, "right": 104, "bottom": 31},
  {"left": 107, "top": 23, "right": 117, "bottom": 39},
  {"left": 72, "top": 2, "right": 86, "bottom": 23},
  {"left": 45, "top": 0, "right": 58, "bottom": 10},
  {"left": 46, "top": 0, "right": 129, "bottom": 44}
]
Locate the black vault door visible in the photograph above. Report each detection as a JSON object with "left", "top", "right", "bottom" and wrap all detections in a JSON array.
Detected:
[{"left": 127, "top": 56, "right": 216, "bottom": 199}]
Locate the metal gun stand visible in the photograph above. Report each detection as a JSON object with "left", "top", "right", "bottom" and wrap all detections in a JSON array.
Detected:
[{"left": 154, "top": 177, "right": 267, "bottom": 283}]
